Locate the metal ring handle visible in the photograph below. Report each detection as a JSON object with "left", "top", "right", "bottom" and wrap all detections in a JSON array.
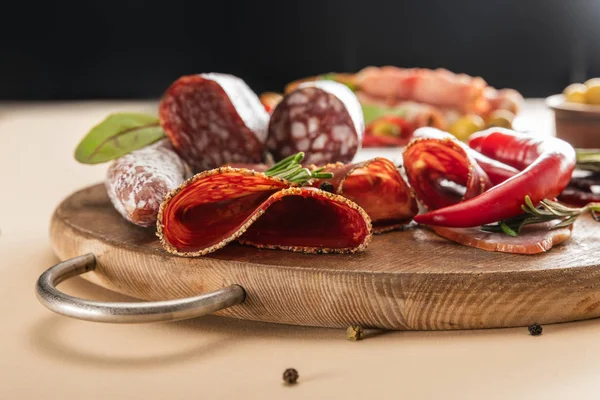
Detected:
[{"left": 35, "top": 253, "right": 246, "bottom": 323}]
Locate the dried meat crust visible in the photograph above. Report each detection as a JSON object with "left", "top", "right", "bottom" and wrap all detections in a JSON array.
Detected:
[{"left": 156, "top": 167, "right": 372, "bottom": 257}]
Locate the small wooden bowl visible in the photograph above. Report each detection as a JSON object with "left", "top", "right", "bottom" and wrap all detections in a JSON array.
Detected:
[{"left": 546, "top": 94, "right": 600, "bottom": 148}]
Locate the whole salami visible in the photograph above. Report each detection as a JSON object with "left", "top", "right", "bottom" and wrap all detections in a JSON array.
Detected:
[
  {"left": 159, "top": 73, "right": 269, "bottom": 172},
  {"left": 266, "top": 81, "right": 364, "bottom": 165},
  {"left": 106, "top": 139, "right": 189, "bottom": 227}
]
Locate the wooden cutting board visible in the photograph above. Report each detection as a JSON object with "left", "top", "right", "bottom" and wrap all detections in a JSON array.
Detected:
[{"left": 49, "top": 183, "right": 600, "bottom": 330}]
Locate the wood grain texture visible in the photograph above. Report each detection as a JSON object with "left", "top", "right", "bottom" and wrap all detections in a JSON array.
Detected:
[{"left": 49, "top": 183, "right": 600, "bottom": 330}]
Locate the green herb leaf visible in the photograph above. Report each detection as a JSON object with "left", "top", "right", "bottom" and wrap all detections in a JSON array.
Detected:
[
  {"left": 482, "top": 195, "right": 600, "bottom": 236},
  {"left": 264, "top": 152, "right": 334, "bottom": 185},
  {"left": 500, "top": 221, "right": 518, "bottom": 237},
  {"left": 74, "top": 113, "right": 165, "bottom": 164},
  {"left": 361, "top": 104, "right": 407, "bottom": 125}
]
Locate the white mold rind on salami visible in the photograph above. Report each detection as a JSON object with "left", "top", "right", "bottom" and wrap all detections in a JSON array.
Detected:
[
  {"left": 105, "top": 139, "right": 189, "bottom": 227},
  {"left": 200, "top": 73, "right": 269, "bottom": 143},
  {"left": 302, "top": 80, "right": 365, "bottom": 142},
  {"left": 159, "top": 73, "right": 269, "bottom": 172},
  {"left": 266, "top": 81, "right": 364, "bottom": 165}
]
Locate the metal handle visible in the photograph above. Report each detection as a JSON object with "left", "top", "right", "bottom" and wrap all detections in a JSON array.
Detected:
[{"left": 35, "top": 253, "right": 246, "bottom": 323}]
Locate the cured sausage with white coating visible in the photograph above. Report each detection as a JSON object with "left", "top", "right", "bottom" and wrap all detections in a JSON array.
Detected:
[
  {"left": 105, "top": 139, "right": 189, "bottom": 227},
  {"left": 159, "top": 73, "right": 269, "bottom": 172},
  {"left": 267, "top": 81, "right": 364, "bottom": 165}
]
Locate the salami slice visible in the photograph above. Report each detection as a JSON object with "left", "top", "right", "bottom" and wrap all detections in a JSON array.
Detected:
[
  {"left": 403, "top": 128, "right": 492, "bottom": 210},
  {"left": 267, "top": 81, "right": 364, "bottom": 165},
  {"left": 159, "top": 73, "right": 269, "bottom": 172},
  {"left": 106, "top": 139, "right": 189, "bottom": 227},
  {"left": 310, "top": 158, "right": 418, "bottom": 233},
  {"left": 157, "top": 168, "right": 372, "bottom": 256}
]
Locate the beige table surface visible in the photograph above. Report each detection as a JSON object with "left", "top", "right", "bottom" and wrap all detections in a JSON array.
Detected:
[{"left": 1, "top": 100, "right": 599, "bottom": 400}]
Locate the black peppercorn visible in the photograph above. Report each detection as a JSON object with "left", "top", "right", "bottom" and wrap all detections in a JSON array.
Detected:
[
  {"left": 528, "top": 323, "right": 543, "bottom": 336},
  {"left": 319, "top": 182, "right": 335, "bottom": 193},
  {"left": 283, "top": 368, "right": 299, "bottom": 384}
]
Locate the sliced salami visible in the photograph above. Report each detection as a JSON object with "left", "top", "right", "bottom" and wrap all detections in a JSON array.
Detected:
[
  {"left": 266, "top": 81, "right": 364, "bottom": 165},
  {"left": 105, "top": 139, "right": 189, "bottom": 227},
  {"left": 159, "top": 73, "right": 269, "bottom": 172},
  {"left": 157, "top": 168, "right": 372, "bottom": 256}
]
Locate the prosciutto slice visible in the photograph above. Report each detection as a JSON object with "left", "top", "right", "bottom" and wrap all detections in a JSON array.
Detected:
[
  {"left": 432, "top": 223, "right": 573, "bottom": 254},
  {"left": 354, "top": 66, "right": 489, "bottom": 114},
  {"left": 157, "top": 168, "right": 372, "bottom": 256}
]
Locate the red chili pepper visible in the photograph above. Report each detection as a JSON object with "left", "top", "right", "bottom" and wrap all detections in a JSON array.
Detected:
[{"left": 413, "top": 128, "right": 576, "bottom": 227}]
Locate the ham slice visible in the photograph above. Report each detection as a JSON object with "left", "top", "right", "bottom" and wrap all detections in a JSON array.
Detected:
[{"left": 431, "top": 223, "right": 573, "bottom": 254}]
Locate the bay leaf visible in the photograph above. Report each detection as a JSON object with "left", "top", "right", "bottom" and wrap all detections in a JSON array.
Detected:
[{"left": 74, "top": 113, "right": 165, "bottom": 164}]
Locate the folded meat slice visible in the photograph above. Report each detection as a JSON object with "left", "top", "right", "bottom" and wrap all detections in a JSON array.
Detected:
[
  {"left": 157, "top": 168, "right": 372, "bottom": 256},
  {"left": 403, "top": 131, "right": 492, "bottom": 210},
  {"left": 431, "top": 222, "right": 573, "bottom": 254},
  {"left": 310, "top": 158, "right": 418, "bottom": 233}
]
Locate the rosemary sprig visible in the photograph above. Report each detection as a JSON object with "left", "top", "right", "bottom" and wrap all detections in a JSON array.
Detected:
[
  {"left": 264, "top": 152, "right": 333, "bottom": 184},
  {"left": 482, "top": 195, "right": 600, "bottom": 237}
]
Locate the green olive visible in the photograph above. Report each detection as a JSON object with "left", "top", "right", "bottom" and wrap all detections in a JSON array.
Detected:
[
  {"left": 486, "top": 110, "right": 515, "bottom": 129},
  {"left": 448, "top": 115, "right": 485, "bottom": 141}
]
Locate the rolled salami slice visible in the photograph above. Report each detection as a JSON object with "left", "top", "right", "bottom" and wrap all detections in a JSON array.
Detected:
[
  {"left": 403, "top": 129, "right": 492, "bottom": 210},
  {"left": 106, "top": 139, "right": 189, "bottom": 227},
  {"left": 159, "top": 73, "right": 269, "bottom": 172},
  {"left": 310, "top": 158, "right": 418, "bottom": 233},
  {"left": 267, "top": 81, "right": 364, "bottom": 165},
  {"left": 157, "top": 168, "right": 372, "bottom": 256}
]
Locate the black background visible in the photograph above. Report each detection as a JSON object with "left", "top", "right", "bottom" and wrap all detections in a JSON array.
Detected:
[{"left": 1, "top": 0, "right": 599, "bottom": 100}]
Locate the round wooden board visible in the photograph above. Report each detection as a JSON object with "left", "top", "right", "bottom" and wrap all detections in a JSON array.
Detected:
[{"left": 49, "top": 183, "right": 600, "bottom": 330}]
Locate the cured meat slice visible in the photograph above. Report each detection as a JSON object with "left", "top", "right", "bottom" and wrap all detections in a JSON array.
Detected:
[
  {"left": 431, "top": 222, "right": 573, "bottom": 254},
  {"left": 157, "top": 168, "right": 372, "bottom": 256},
  {"left": 310, "top": 158, "right": 418, "bottom": 232},
  {"left": 159, "top": 73, "right": 269, "bottom": 172},
  {"left": 558, "top": 171, "right": 600, "bottom": 207},
  {"left": 403, "top": 129, "right": 492, "bottom": 210},
  {"left": 267, "top": 81, "right": 364, "bottom": 165},
  {"left": 412, "top": 127, "right": 519, "bottom": 185},
  {"left": 354, "top": 66, "right": 489, "bottom": 114},
  {"left": 106, "top": 139, "right": 189, "bottom": 227}
]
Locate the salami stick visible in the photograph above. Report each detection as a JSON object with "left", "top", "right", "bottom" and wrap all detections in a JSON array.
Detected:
[{"left": 106, "top": 139, "right": 189, "bottom": 227}]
